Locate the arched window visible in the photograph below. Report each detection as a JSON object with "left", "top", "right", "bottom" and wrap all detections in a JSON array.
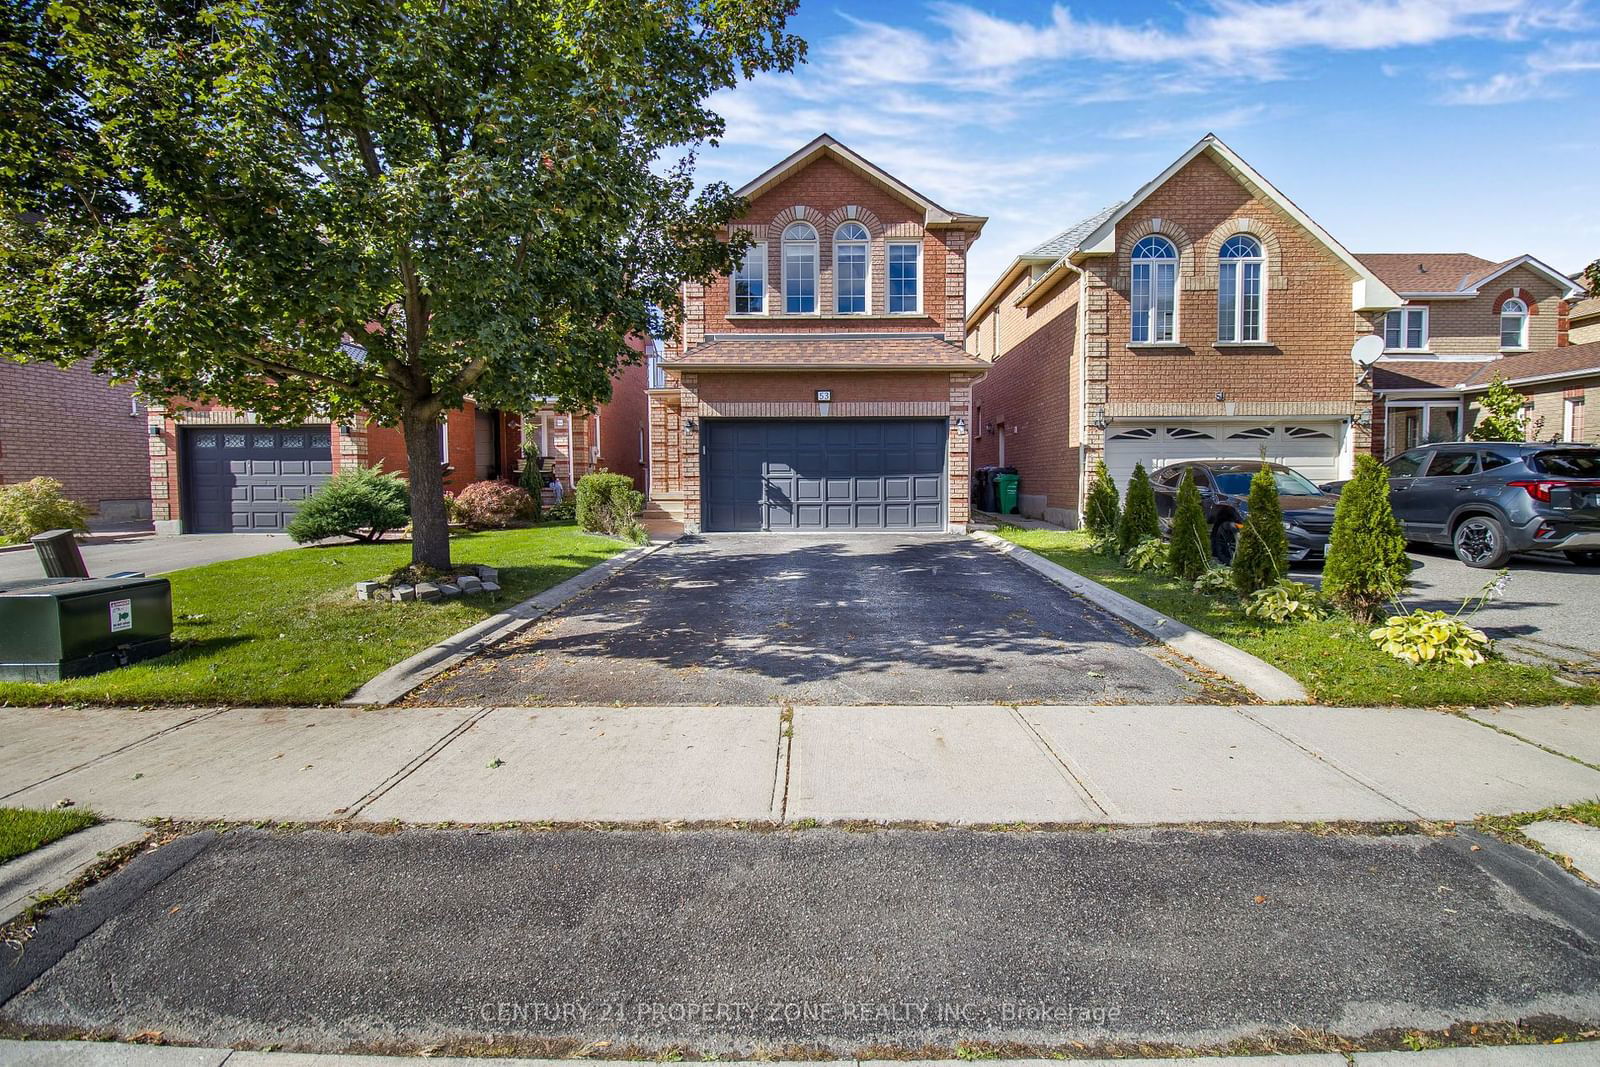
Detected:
[
  {"left": 1131, "top": 235, "right": 1177, "bottom": 343},
  {"left": 1500, "top": 297, "right": 1528, "bottom": 349},
  {"left": 782, "top": 222, "right": 818, "bottom": 313},
  {"left": 833, "top": 221, "right": 869, "bottom": 314},
  {"left": 1217, "top": 234, "right": 1263, "bottom": 342}
]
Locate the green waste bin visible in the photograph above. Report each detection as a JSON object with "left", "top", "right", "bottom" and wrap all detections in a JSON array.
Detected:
[{"left": 993, "top": 473, "right": 1020, "bottom": 515}]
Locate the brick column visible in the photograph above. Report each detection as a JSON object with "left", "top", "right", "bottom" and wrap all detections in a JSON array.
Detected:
[
  {"left": 1080, "top": 267, "right": 1112, "bottom": 511},
  {"left": 947, "top": 373, "right": 974, "bottom": 528},
  {"left": 680, "top": 373, "right": 702, "bottom": 532}
]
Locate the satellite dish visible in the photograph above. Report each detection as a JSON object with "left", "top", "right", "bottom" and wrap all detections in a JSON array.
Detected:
[{"left": 1350, "top": 335, "right": 1384, "bottom": 369}]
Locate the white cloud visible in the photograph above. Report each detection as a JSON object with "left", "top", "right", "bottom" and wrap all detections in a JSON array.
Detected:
[
  {"left": 1443, "top": 37, "right": 1600, "bottom": 103},
  {"left": 1107, "top": 105, "right": 1270, "bottom": 140}
]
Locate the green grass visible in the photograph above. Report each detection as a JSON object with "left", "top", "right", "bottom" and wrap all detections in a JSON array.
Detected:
[
  {"left": 0, "top": 523, "right": 626, "bottom": 707},
  {"left": 0, "top": 806, "right": 100, "bottom": 863},
  {"left": 1001, "top": 527, "right": 1600, "bottom": 707}
]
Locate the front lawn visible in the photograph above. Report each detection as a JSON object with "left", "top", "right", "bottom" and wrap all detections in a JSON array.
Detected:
[
  {"left": 0, "top": 807, "right": 100, "bottom": 863},
  {"left": 0, "top": 524, "right": 627, "bottom": 707},
  {"left": 1002, "top": 528, "right": 1600, "bottom": 707}
]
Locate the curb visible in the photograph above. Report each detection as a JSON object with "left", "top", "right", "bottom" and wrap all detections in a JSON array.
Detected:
[
  {"left": 971, "top": 531, "right": 1308, "bottom": 704},
  {"left": 343, "top": 538, "right": 676, "bottom": 707}
]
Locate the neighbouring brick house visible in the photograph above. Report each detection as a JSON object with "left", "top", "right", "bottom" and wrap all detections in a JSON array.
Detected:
[
  {"left": 1565, "top": 294, "right": 1600, "bottom": 345},
  {"left": 645, "top": 135, "right": 987, "bottom": 534},
  {"left": 0, "top": 361, "right": 153, "bottom": 523},
  {"left": 968, "top": 134, "right": 1401, "bottom": 525},
  {"left": 148, "top": 340, "right": 649, "bottom": 534},
  {"left": 1362, "top": 253, "right": 1582, "bottom": 455}
]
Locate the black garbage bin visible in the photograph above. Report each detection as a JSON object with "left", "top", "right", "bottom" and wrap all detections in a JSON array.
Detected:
[{"left": 972, "top": 466, "right": 996, "bottom": 513}]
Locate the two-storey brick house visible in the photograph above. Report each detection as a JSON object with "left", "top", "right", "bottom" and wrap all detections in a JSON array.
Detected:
[
  {"left": 646, "top": 135, "right": 988, "bottom": 534},
  {"left": 969, "top": 135, "right": 1401, "bottom": 525}
]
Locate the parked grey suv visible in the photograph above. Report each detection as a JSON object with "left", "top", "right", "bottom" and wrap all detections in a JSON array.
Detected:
[{"left": 1349, "top": 442, "right": 1600, "bottom": 568}]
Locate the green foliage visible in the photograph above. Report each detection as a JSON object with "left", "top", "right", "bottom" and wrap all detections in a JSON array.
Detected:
[
  {"left": 1231, "top": 465, "right": 1288, "bottom": 597},
  {"left": 575, "top": 472, "right": 644, "bottom": 537},
  {"left": 0, "top": 0, "right": 804, "bottom": 567},
  {"left": 0, "top": 806, "right": 99, "bottom": 864},
  {"left": 1323, "top": 454, "right": 1410, "bottom": 622},
  {"left": 1244, "top": 579, "right": 1331, "bottom": 624},
  {"left": 452, "top": 481, "right": 536, "bottom": 530},
  {"left": 1467, "top": 375, "right": 1531, "bottom": 442},
  {"left": 1123, "top": 536, "right": 1168, "bottom": 573},
  {"left": 1165, "top": 469, "right": 1210, "bottom": 581},
  {"left": 0, "top": 476, "right": 90, "bottom": 543},
  {"left": 546, "top": 496, "right": 577, "bottom": 522},
  {"left": 1370, "top": 610, "right": 1491, "bottom": 668},
  {"left": 1083, "top": 459, "right": 1120, "bottom": 539},
  {"left": 519, "top": 436, "right": 544, "bottom": 522},
  {"left": 1192, "top": 564, "right": 1236, "bottom": 597},
  {"left": 1117, "top": 463, "right": 1160, "bottom": 553},
  {"left": 286, "top": 465, "right": 410, "bottom": 544}
]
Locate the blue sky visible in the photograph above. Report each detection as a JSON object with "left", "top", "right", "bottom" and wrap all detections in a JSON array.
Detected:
[{"left": 693, "top": 0, "right": 1600, "bottom": 308}]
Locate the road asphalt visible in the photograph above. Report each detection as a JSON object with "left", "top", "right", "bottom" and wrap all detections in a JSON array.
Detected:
[{"left": 1, "top": 826, "right": 1596, "bottom": 1056}]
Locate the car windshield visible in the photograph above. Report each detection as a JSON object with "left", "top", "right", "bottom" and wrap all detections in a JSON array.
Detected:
[
  {"left": 1212, "top": 469, "right": 1322, "bottom": 496},
  {"left": 1531, "top": 450, "right": 1600, "bottom": 478}
]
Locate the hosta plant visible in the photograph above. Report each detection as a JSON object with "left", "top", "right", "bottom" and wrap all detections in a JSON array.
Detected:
[
  {"left": 1244, "top": 579, "right": 1331, "bottom": 623},
  {"left": 1369, "top": 610, "right": 1491, "bottom": 667},
  {"left": 1124, "top": 536, "right": 1168, "bottom": 573},
  {"left": 1192, "top": 564, "right": 1236, "bottom": 598}
]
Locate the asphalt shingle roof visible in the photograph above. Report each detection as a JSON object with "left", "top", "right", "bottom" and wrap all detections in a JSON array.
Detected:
[
  {"left": 1027, "top": 203, "right": 1123, "bottom": 259},
  {"left": 1356, "top": 253, "right": 1501, "bottom": 294},
  {"left": 1460, "top": 339, "right": 1600, "bottom": 388}
]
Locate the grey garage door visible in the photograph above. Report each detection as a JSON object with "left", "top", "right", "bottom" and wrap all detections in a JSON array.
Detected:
[
  {"left": 182, "top": 426, "right": 333, "bottom": 533},
  {"left": 702, "top": 419, "right": 946, "bottom": 532}
]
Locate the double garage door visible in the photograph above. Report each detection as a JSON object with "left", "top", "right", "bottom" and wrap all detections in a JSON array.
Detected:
[
  {"left": 702, "top": 419, "right": 946, "bottom": 532},
  {"left": 182, "top": 426, "right": 333, "bottom": 533},
  {"left": 1103, "top": 420, "right": 1346, "bottom": 489}
]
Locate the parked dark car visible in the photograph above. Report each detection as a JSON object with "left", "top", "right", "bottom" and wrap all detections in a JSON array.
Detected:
[
  {"left": 1151, "top": 461, "right": 1341, "bottom": 564},
  {"left": 1323, "top": 442, "right": 1600, "bottom": 569}
]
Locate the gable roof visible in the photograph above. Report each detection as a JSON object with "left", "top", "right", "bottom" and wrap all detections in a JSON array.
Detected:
[
  {"left": 1062, "top": 134, "right": 1401, "bottom": 312},
  {"left": 1027, "top": 203, "right": 1124, "bottom": 258},
  {"left": 734, "top": 134, "right": 986, "bottom": 231},
  {"left": 1358, "top": 252, "right": 1582, "bottom": 299},
  {"left": 1571, "top": 295, "right": 1600, "bottom": 324}
]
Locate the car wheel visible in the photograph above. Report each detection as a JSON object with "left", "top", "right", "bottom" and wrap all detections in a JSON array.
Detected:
[
  {"left": 1452, "top": 515, "right": 1510, "bottom": 569},
  {"left": 1210, "top": 521, "right": 1238, "bottom": 564},
  {"left": 1564, "top": 550, "right": 1600, "bottom": 567}
]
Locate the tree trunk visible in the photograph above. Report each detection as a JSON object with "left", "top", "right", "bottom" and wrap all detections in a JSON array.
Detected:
[{"left": 402, "top": 409, "right": 452, "bottom": 569}]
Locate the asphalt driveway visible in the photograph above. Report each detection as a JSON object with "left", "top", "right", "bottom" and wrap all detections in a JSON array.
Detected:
[
  {"left": 0, "top": 532, "right": 293, "bottom": 583},
  {"left": 411, "top": 533, "right": 1209, "bottom": 706}
]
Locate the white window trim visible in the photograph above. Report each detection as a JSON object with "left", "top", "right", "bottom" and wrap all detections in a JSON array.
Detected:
[
  {"left": 1564, "top": 396, "right": 1580, "bottom": 441},
  {"left": 781, "top": 224, "right": 819, "bottom": 315},
  {"left": 1217, "top": 236, "right": 1266, "bottom": 344},
  {"left": 1383, "top": 306, "right": 1430, "bottom": 353},
  {"left": 1383, "top": 398, "right": 1464, "bottom": 456},
  {"left": 1500, "top": 298, "right": 1529, "bottom": 351},
  {"left": 886, "top": 240, "right": 923, "bottom": 315},
  {"left": 1130, "top": 236, "right": 1179, "bottom": 345},
  {"left": 832, "top": 224, "right": 870, "bottom": 315},
  {"left": 729, "top": 242, "right": 767, "bottom": 316}
]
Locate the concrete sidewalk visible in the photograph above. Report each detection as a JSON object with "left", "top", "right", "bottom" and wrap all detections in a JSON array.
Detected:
[{"left": 2, "top": 703, "right": 1597, "bottom": 825}]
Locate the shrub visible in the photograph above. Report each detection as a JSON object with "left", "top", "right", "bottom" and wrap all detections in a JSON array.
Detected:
[
  {"left": 1323, "top": 454, "right": 1411, "bottom": 623},
  {"left": 1165, "top": 468, "right": 1210, "bottom": 581},
  {"left": 546, "top": 495, "right": 576, "bottom": 522},
  {"left": 1467, "top": 375, "right": 1531, "bottom": 442},
  {"left": 1117, "top": 463, "right": 1159, "bottom": 554},
  {"left": 1192, "top": 564, "right": 1235, "bottom": 597},
  {"left": 286, "top": 465, "right": 410, "bottom": 544},
  {"left": 1083, "top": 460, "right": 1120, "bottom": 539},
  {"left": 1244, "top": 579, "right": 1331, "bottom": 624},
  {"left": 575, "top": 471, "right": 644, "bottom": 537},
  {"left": 1370, "top": 610, "right": 1491, "bottom": 667},
  {"left": 1231, "top": 464, "right": 1289, "bottom": 597},
  {"left": 453, "top": 480, "right": 535, "bottom": 530},
  {"left": 518, "top": 436, "right": 544, "bottom": 522},
  {"left": 0, "top": 477, "right": 89, "bottom": 544},
  {"left": 1124, "top": 536, "right": 1168, "bottom": 573}
]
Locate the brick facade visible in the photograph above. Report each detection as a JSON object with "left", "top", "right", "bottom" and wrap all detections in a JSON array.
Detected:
[
  {"left": 0, "top": 361, "right": 153, "bottom": 522},
  {"left": 1405, "top": 265, "right": 1569, "bottom": 356}
]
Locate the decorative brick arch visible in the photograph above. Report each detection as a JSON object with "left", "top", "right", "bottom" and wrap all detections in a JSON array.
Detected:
[
  {"left": 1118, "top": 217, "right": 1195, "bottom": 282},
  {"left": 1193, "top": 216, "right": 1290, "bottom": 292},
  {"left": 1493, "top": 287, "right": 1540, "bottom": 315},
  {"left": 820, "top": 204, "right": 884, "bottom": 239}
]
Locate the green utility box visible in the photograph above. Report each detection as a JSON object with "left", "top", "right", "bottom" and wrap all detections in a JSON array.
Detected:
[
  {"left": 0, "top": 576, "right": 173, "bottom": 682},
  {"left": 993, "top": 472, "right": 1020, "bottom": 515}
]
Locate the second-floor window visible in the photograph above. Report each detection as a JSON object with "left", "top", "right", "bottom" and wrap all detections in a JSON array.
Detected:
[
  {"left": 1384, "top": 307, "right": 1428, "bottom": 351},
  {"left": 1500, "top": 298, "right": 1528, "bottom": 349},
  {"left": 888, "top": 242, "right": 920, "bottom": 313},
  {"left": 1217, "top": 235, "right": 1263, "bottom": 342},
  {"left": 782, "top": 222, "right": 818, "bottom": 313},
  {"left": 732, "top": 244, "right": 765, "bottom": 315},
  {"left": 834, "top": 222, "right": 869, "bottom": 314},
  {"left": 1131, "top": 235, "right": 1177, "bottom": 343}
]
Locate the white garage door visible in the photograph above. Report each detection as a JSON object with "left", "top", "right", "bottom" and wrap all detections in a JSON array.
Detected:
[{"left": 1103, "top": 421, "right": 1346, "bottom": 490}]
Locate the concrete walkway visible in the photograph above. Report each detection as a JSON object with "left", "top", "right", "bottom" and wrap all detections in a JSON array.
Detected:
[{"left": 2, "top": 703, "right": 1597, "bottom": 825}]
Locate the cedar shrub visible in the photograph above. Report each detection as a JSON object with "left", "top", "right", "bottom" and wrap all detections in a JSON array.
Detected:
[
  {"left": 1231, "top": 463, "right": 1289, "bottom": 597},
  {"left": 1323, "top": 453, "right": 1411, "bottom": 622}
]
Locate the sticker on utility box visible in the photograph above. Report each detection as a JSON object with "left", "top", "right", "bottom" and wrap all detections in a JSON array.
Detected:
[{"left": 109, "top": 598, "right": 133, "bottom": 633}]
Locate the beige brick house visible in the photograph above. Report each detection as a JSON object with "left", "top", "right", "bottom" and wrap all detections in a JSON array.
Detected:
[
  {"left": 646, "top": 135, "right": 987, "bottom": 534},
  {"left": 969, "top": 134, "right": 1401, "bottom": 525}
]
